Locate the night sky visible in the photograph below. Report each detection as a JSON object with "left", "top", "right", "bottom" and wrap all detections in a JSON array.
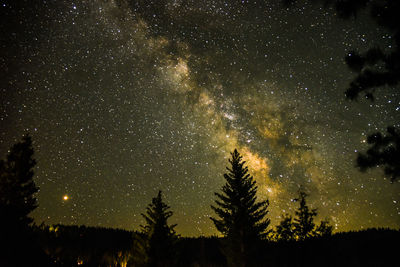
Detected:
[{"left": 1, "top": 0, "right": 399, "bottom": 236}]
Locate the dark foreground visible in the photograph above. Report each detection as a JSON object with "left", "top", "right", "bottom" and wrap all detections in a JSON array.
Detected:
[{"left": 1, "top": 226, "right": 398, "bottom": 267}]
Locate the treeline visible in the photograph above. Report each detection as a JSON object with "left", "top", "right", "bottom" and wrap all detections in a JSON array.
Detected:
[
  {"left": 1, "top": 135, "right": 398, "bottom": 267},
  {"left": 32, "top": 225, "right": 399, "bottom": 267},
  {"left": 34, "top": 225, "right": 225, "bottom": 266},
  {"left": 36, "top": 225, "right": 134, "bottom": 266},
  {"left": 264, "top": 227, "right": 399, "bottom": 267}
]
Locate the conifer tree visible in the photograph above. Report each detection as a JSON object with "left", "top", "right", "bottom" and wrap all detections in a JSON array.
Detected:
[
  {"left": 0, "top": 134, "right": 50, "bottom": 266},
  {"left": 292, "top": 191, "right": 317, "bottom": 241},
  {"left": 314, "top": 219, "right": 334, "bottom": 238},
  {"left": 140, "top": 190, "right": 177, "bottom": 267},
  {"left": 275, "top": 191, "right": 333, "bottom": 241},
  {"left": 0, "top": 134, "right": 38, "bottom": 229},
  {"left": 275, "top": 214, "right": 295, "bottom": 242},
  {"left": 211, "top": 149, "right": 270, "bottom": 267}
]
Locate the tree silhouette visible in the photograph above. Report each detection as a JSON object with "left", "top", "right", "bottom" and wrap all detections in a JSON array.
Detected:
[
  {"left": 0, "top": 134, "right": 52, "bottom": 266},
  {"left": 293, "top": 191, "right": 333, "bottom": 241},
  {"left": 0, "top": 134, "right": 38, "bottom": 230},
  {"left": 357, "top": 126, "right": 400, "bottom": 182},
  {"left": 293, "top": 191, "right": 318, "bottom": 241},
  {"left": 140, "top": 190, "right": 177, "bottom": 267},
  {"left": 211, "top": 149, "right": 270, "bottom": 267},
  {"left": 314, "top": 218, "right": 334, "bottom": 238},
  {"left": 274, "top": 191, "right": 332, "bottom": 241},
  {"left": 275, "top": 214, "right": 295, "bottom": 242}
]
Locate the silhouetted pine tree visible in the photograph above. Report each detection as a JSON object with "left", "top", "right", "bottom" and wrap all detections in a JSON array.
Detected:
[
  {"left": 314, "top": 219, "right": 334, "bottom": 238},
  {"left": 275, "top": 214, "right": 295, "bottom": 242},
  {"left": 275, "top": 191, "right": 333, "bottom": 241},
  {"left": 140, "top": 190, "right": 177, "bottom": 267},
  {"left": 293, "top": 191, "right": 317, "bottom": 241},
  {"left": 0, "top": 134, "right": 52, "bottom": 266},
  {"left": 211, "top": 149, "right": 270, "bottom": 267},
  {"left": 0, "top": 134, "right": 38, "bottom": 229}
]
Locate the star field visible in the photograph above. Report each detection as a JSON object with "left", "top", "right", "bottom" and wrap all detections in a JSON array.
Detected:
[{"left": 1, "top": 0, "right": 399, "bottom": 236}]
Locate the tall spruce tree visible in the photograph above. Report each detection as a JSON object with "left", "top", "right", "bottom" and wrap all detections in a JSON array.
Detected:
[
  {"left": 211, "top": 149, "right": 270, "bottom": 267},
  {"left": 140, "top": 190, "right": 177, "bottom": 267}
]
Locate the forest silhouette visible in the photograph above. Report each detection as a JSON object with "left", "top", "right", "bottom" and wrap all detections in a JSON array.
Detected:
[{"left": 0, "top": 135, "right": 398, "bottom": 267}]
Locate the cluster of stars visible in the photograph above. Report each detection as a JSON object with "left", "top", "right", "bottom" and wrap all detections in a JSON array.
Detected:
[{"left": 0, "top": 0, "right": 398, "bottom": 236}]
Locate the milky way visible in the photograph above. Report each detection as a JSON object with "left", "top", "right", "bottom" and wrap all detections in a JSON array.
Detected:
[{"left": 1, "top": 0, "right": 399, "bottom": 236}]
